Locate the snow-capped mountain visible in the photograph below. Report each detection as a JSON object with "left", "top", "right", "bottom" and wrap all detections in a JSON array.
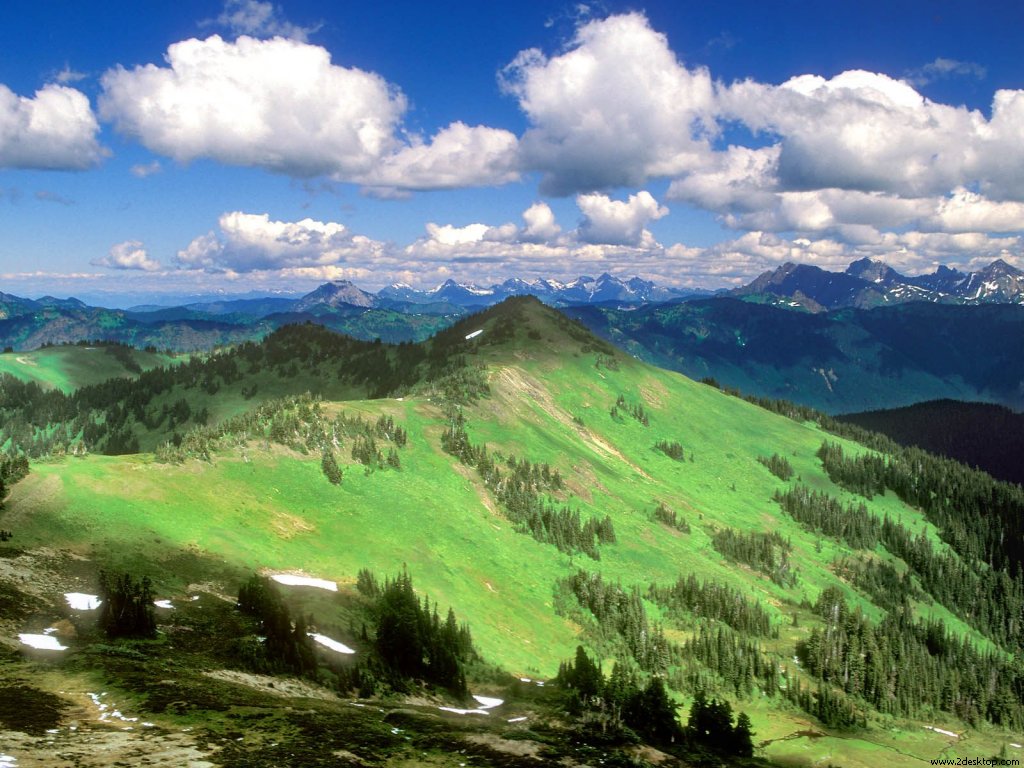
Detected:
[
  {"left": 733, "top": 258, "right": 1024, "bottom": 311},
  {"left": 366, "top": 274, "right": 700, "bottom": 309}
]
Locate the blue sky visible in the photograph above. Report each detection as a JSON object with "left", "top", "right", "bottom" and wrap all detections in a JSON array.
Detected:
[{"left": 1, "top": 0, "right": 1023, "bottom": 304}]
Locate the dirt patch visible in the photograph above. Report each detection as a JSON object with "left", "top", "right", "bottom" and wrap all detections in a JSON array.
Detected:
[
  {"left": 185, "top": 581, "right": 236, "bottom": 603},
  {"left": 463, "top": 732, "right": 542, "bottom": 759},
  {"left": 203, "top": 669, "right": 340, "bottom": 701},
  {"left": 270, "top": 510, "right": 315, "bottom": 539},
  {"left": 0, "top": 727, "right": 217, "bottom": 767},
  {"left": 3, "top": 473, "right": 63, "bottom": 526},
  {"left": 452, "top": 463, "right": 500, "bottom": 516},
  {"left": 629, "top": 744, "right": 675, "bottom": 764},
  {"left": 581, "top": 432, "right": 651, "bottom": 480},
  {"left": 638, "top": 377, "right": 670, "bottom": 409},
  {"left": 492, "top": 367, "right": 573, "bottom": 430}
]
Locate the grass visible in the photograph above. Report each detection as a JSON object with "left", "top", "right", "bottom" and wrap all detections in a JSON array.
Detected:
[{"left": 0, "top": 345, "right": 181, "bottom": 393}]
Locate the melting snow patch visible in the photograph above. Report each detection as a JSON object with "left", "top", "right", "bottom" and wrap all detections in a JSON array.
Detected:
[
  {"left": 464, "top": 329, "right": 483, "bottom": 340},
  {"left": 472, "top": 695, "right": 503, "bottom": 709},
  {"left": 0, "top": 754, "right": 17, "bottom": 767},
  {"left": 925, "top": 726, "right": 958, "bottom": 739},
  {"left": 519, "top": 677, "right": 532, "bottom": 683},
  {"left": 508, "top": 716, "right": 528, "bottom": 723},
  {"left": 154, "top": 599, "right": 174, "bottom": 609},
  {"left": 438, "top": 707, "right": 490, "bottom": 716},
  {"left": 308, "top": 633, "right": 355, "bottom": 654},
  {"left": 65, "top": 593, "right": 101, "bottom": 610},
  {"left": 88, "top": 692, "right": 138, "bottom": 724},
  {"left": 18, "top": 634, "right": 67, "bottom": 651},
  {"left": 1011, "top": 743, "right": 1022, "bottom": 748},
  {"left": 270, "top": 574, "right": 337, "bottom": 591}
]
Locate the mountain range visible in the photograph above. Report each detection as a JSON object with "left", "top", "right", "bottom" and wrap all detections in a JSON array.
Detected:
[{"left": 733, "top": 257, "right": 1024, "bottom": 311}]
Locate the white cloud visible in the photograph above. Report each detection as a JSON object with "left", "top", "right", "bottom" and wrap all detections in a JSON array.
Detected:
[
  {"left": 209, "top": 0, "right": 317, "bottom": 42},
  {"left": 924, "top": 187, "right": 1024, "bottom": 233},
  {"left": 502, "top": 12, "right": 716, "bottom": 194},
  {"left": 55, "top": 67, "right": 88, "bottom": 85},
  {"left": 174, "top": 212, "right": 387, "bottom": 273},
  {"left": 667, "top": 145, "right": 780, "bottom": 212},
  {"left": 99, "top": 35, "right": 407, "bottom": 178},
  {"left": 719, "top": 70, "right": 981, "bottom": 199},
  {"left": 99, "top": 35, "right": 519, "bottom": 191},
  {"left": 576, "top": 190, "right": 668, "bottom": 246},
  {"left": 521, "top": 202, "right": 561, "bottom": 242},
  {"left": 92, "top": 240, "right": 162, "bottom": 272},
  {"left": 357, "top": 121, "right": 519, "bottom": 193},
  {"left": 0, "top": 83, "right": 104, "bottom": 170}
]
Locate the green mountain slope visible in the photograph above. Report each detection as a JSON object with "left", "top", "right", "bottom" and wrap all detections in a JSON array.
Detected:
[
  {"left": 1, "top": 298, "right": 1022, "bottom": 766},
  {"left": 0, "top": 343, "right": 181, "bottom": 393}
]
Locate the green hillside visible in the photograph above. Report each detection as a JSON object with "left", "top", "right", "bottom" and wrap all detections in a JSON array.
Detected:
[
  {"left": 1, "top": 298, "right": 1022, "bottom": 767},
  {"left": 0, "top": 343, "right": 181, "bottom": 393}
]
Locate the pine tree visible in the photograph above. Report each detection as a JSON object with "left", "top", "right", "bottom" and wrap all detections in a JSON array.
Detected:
[{"left": 734, "top": 711, "right": 755, "bottom": 757}]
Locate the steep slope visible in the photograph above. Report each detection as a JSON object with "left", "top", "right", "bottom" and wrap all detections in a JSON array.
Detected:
[{"left": 1, "top": 297, "right": 1022, "bottom": 766}]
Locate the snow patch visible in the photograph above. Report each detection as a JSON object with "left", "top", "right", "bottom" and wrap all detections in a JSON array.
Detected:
[
  {"left": 924, "top": 725, "right": 958, "bottom": 739},
  {"left": 270, "top": 574, "right": 337, "bottom": 591},
  {"left": 438, "top": 707, "right": 490, "bottom": 716},
  {"left": 18, "top": 634, "right": 67, "bottom": 651},
  {"left": 472, "top": 695, "right": 503, "bottom": 709},
  {"left": 0, "top": 754, "right": 17, "bottom": 767},
  {"left": 308, "top": 633, "right": 355, "bottom": 654},
  {"left": 464, "top": 329, "right": 483, "bottom": 340},
  {"left": 508, "top": 716, "right": 528, "bottom": 723},
  {"left": 88, "top": 692, "right": 138, "bottom": 724},
  {"left": 154, "top": 599, "right": 174, "bottom": 609},
  {"left": 65, "top": 592, "right": 101, "bottom": 610}
]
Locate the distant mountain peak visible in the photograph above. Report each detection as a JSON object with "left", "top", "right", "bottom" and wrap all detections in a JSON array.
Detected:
[{"left": 736, "top": 257, "right": 1024, "bottom": 310}]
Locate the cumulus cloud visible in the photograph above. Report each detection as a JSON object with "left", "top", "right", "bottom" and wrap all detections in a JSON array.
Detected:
[
  {"left": 92, "top": 241, "right": 162, "bottom": 272},
  {"left": 719, "top": 70, "right": 977, "bottom": 199},
  {"left": 357, "top": 121, "right": 519, "bottom": 193},
  {"left": 521, "top": 202, "right": 561, "bottom": 242},
  {"left": 99, "top": 35, "right": 407, "bottom": 178},
  {"left": 502, "top": 12, "right": 716, "bottom": 195},
  {"left": 208, "top": 0, "right": 317, "bottom": 42},
  {"left": 576, "top": 191, "right": 668, "bottom": 246},
  {"left": 0, "top": 83, "right": 105, "bottom": 170},
  {"left": 99, "top": 35, "right": 520, "bottom": 191},
  {"left": 174, "top": 212, "right": 386, "bottom": 273}
]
